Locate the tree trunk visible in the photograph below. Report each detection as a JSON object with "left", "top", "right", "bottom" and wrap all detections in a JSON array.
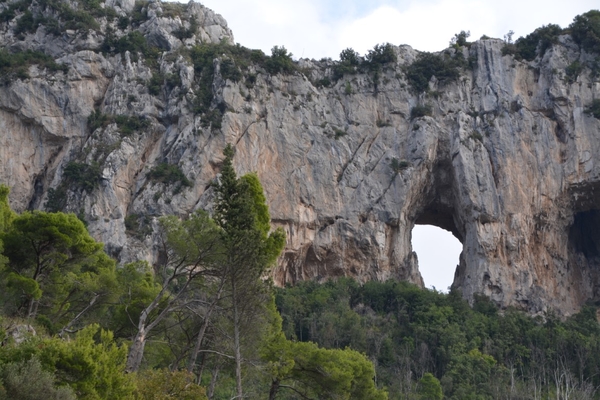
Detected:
[
  {"left": 187, "top": 284, "right": 223, "bottom": 372},
  {"left": 268, "top": 379, "right": 280, "bottom": 400},
  {"left": 208, "top": 364, "right": 220, "bottom": 399},
  {"left": 233, "top": 279, "right": 243, "bottom": 399},
  {"left": 126, "top": 329, "right": 146, "bottom": 372}
]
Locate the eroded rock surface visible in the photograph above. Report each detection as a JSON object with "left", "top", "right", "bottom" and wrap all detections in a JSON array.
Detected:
[{"left": 1, "top": 0, "right": 600, "bottom": 315}]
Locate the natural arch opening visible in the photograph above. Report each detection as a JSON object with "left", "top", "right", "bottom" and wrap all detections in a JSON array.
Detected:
[
  {"left": 569, "top": 210, "right": 600, "bottom": 259},
  {"left": 412, "top": 224, "right": 462, "bottom": 292}
]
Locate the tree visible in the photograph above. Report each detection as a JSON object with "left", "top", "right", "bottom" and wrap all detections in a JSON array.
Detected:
[
  {"left": 0, "top": 324, "right": 134, "bottom": 399},
  {"left": 450, "top": 30, "right": 470, "bottom": 47},
  {"left": 124, "top": 211, "right": 222, "bottom": 372},
  {"left": 133, "top": 369, "right": 208, "bottom": 400},
  {"left": 0, "top": 357, "right": 76, "bottom": 400},
  {"left": 418, "top": 373, "right": 443, "bottom": 400},
  {"left": 212, "top": 144, "right": 285, "bottom": 398},
  {"left": 265, "top": 46, "right": 295, "bottom": 74},
  {"left": 0, "top": 211, "right": 119, "bottom": 332},
  {"left": 570, "top": 10, "right": 600, "bottom": 53}
]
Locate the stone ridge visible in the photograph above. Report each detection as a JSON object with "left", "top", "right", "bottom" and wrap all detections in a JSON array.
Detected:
[{"left": 0, "top": 0, "right": 599, "bottom": 316}]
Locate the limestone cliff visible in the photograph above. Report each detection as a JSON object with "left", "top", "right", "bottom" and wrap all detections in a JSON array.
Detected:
[{"left": 1, "top": 0, "right": 600, "bottom": 315}]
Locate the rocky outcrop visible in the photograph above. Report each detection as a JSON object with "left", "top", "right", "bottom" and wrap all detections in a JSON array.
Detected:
[{"left": 1, "top": 0, "right": 600, "bottom": 316}]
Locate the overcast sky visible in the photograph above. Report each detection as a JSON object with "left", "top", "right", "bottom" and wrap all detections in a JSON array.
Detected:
[
  {"left": 193, "top": 0, "right": 597, "bottom": 290},
  {"left": 197, "top": 0, "right": 598, "bottom": 60}
]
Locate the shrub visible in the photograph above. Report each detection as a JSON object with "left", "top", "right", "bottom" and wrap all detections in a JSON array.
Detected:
[
  {"left": 0, "top": 357, "right": 77, "bottom": 400},
  {"left": 585, "top": 99, "right": 600, "bottom": 119},
  {"left": 570, "top": 10, "right": 600, "bottom": 54},
  {"left": 332, "top": 48, "right": 361, "bottom": 80},
  {"left": 565, "top": 60, "right": 584, "bottom": 83},
  {"left": 410, "top": 104, "right": 433, "bottom": 119},
  {"left": 450, "top": 30, "right": 471, "bottom": 47},
  {"left": 333, "top": 127, "right": 347, "bottom": 139},
  {"left": 502, "top": 24, "right": 563, "bottom": 61},
  {"left": 88, "top": 110, "right": 110, "bottom": 132},
  {"left": 364, "top": 43, "right": 396, "bottom": 67},
  {"left": 147, "top": 163, "right": 191, "bottom": 188},
  {"left": 220, "top": 59, "right": 242, "bottom": 82},
  {"left": 390, "top": 158, "right": 410, "bottom": 174},
  {"left": 125, "top": 213, "right": 152, "bottom": 239},
  {"left": 63, "top": 161, "right": 102, "bottom": 192},
  {"left": 405, "top": 52, "right": 464, "bottom": 93},
  {"left": 0, "top": 49, "right": 67, "bottom": 83},
  {"left": 265, "top": 45, "right": 295, "bottom": 75},
  {"left": 114, "top": 115, "right": 150, "bottom": 136}
]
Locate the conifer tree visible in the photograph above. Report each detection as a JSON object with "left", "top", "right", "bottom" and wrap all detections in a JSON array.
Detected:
[{"left": 212, "top": 144, "right": 285, "bottom": 398}]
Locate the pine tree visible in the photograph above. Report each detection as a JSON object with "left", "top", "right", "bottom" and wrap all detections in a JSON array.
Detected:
[{"left": 212, "top": 144, "right": 285, "bottom": 398}]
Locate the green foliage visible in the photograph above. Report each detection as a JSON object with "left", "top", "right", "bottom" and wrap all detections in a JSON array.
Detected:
[
  {"left": 173, "top": 18, "right": 198, "bottom": 40},
  {"left": 405, "top": 52, "right": 464, "bottom": 93},
  {"left": 0, "top": 49, "right": 66, "bottom": 83},
  {"left": 0, "top": 357, "right": 76, "bottom": 399},
  {"left": 344, "top": 81, "right": 353, "bottom": 95},
  {"left": 502, "top": 24, "right": 563, "bottom": 61},
  {"left": 87, "top": 110, "right": 109, "bottom": 132},
  {"left": 450, "top": 30, "right": 471, "bottom": 48},
  {"left": 147, "top": 163, "right": 191, "bottom": 188},
  {"left": 585, "top": 99, "right": 600, "bottom": 118},
  {"left": 131, "top": 1, "right": 150, "bottom": 26},
  {"left": 114, "top": 115, "right": 150, "bottom": 136},
  {"left": 265, "top": 45, "right": 295, "bottom": 75},
  {"left": 124, "top": 214, "right": 152, "bottom": 239},
  {"left": 364, "top": 43, "right": 397, "bottom": 67},
  {"left": 0, "top": 185, "right": 14, "bottom": 233},
  {"left": 275, "top": 278, "right": 600, "bottom": 399},
  {"left": 220, "top": 58, "right": 242, "bottom": 82},
  {"left": 390, "top": 158, "right": 410, "bottom": 174},
  {"left": 101, "top": 31, "right": 160, "bottom": 66},
  {"left": 0, "top": 211, "right": 119, "bottom": 331},
  {"left": 332, "top": 48, "right": 361, "bottom": 80},
  {"left": 63, "top": 161, "right": 102, "bottom": 193},
  {"left": 133, "top": 369, "right": 208, "bottom": 399},
  {"left": 565, "top": 60, "right": 584, "bottom": 83},
  {"left": 418, "top": 372, "right": 443, "bottom": 400},
  {"left": 411, "top": 104, "right": 433, "bottom": 119},
  {"left": 0, "top": 325, "right": 134, "bottom": 399},
  {"left": 570, "top": 10, "right": 600, "bottom": 53}
]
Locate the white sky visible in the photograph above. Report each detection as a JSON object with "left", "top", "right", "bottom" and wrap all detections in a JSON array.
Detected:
[
  {"left": 197, "top": 0, "right": 598, "bottom": 59},
  {"left": 412, "top": 225, "right": 461, "bottom": 292},
  {"left": 191, "top": 0, "right": 596, "bottom": 290}
]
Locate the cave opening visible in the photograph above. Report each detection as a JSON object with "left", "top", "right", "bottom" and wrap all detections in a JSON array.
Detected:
[
  {"left": 569, "top": 210, "right": 600, "bottom": 259},
  {"left": 409, "top": 157, "right": 464, "bottom": 292},
  {"left": 412, "top": 224, "right": 462, "bottom": 292}
]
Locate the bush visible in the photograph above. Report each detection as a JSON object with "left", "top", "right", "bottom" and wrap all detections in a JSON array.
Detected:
[
  {"left": 114, "top": 115, "right": 150, "bottom": 136},
  {"left": 364, "top": 43, "right": 396, "bottom": 67},
  {"left": 0, "top": 357, "right": 77, "bottom": 400},
  {"left": 405, "top": 52, "right": 464, "bottom": 93},
  {"left": 87, "top": 110, "right": 109, "bottom": 132},
  {"left": 565, "top": 60, "right": 583, "bottom": 83},
  {"left": 450, "top": 30, "right": 471, "bottom": 47},
  {"left": 63, "top": 161, "right": 102, "bottom": 192},
  {"left": 570, "top": 10, "right": 600, "bottom": 54},
  {"left": 332, "top": 48, "right": 361, "bottom": 80},
  {"left": 147, "top": 163, "right": 191, "bottom": 188},
  {"left": 502, "top": 24, "right": 562, "bottom": 61},
  {"left": 265, "top": 45, "right": 295, "bottom": 75},
  {"left": 390, "top": 158, "right": 410, "bottom": 174},
  {"left": 585, "top": 99, "right": 600, "bottom": 119},
  {"left": 410, "top": 104, "right": 433, "bottom": 119},
  {"left": 0, "top": 49, "right": 66, "bottom": 83}
]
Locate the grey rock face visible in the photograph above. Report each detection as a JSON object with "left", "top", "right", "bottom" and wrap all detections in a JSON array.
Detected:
[{"left": 1, "top": 2, "right": 600, "bottom": 316}]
